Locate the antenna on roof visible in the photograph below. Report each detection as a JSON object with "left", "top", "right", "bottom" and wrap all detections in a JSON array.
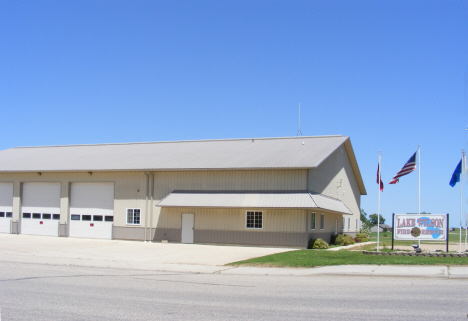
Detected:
[{"left": 297, "top": 103, "right": 303, "bottom": 136}]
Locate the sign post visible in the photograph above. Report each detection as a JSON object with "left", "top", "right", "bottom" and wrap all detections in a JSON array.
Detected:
[{"left": 391, "top": 213, "right": 395, "bottom": 251}]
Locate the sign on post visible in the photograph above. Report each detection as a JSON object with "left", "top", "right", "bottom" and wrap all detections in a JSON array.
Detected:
[{"left": 393, "top": 214, "right": 448, "bottom": 241}]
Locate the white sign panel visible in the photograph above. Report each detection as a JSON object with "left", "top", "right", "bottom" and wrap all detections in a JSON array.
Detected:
[{"left": 393, "top": 214, "right": 447, "bottom": 241}]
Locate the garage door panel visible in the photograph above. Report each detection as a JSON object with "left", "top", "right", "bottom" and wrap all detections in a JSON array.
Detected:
[
  {"left": 23, "top": 183, "right": 61, "bottom": 208},
  {"left": 0, "top": 218, "right": 11, "bottom": 233},
  {"left": 0, "top": 183, "right": 13, "bottom": 208},
  {"left": 70, "top": 183, "right": 114, "bottom": 239},
  {"left": 22, "top": 206, "right": 60, "bottom": 214},
  {"left": 22, "top": 219, "right": 60, "bottom": 236},
  {"left": 21, "top": 183, "right": 61, "bottom": 236},
  {"left": 70, "top": 183, "right": 114, "bottom": 210},
  {"left": 69, "top": 221, "right": 113, "bottom": 239}
]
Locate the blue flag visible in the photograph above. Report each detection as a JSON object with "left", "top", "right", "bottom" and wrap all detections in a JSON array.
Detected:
[{"left": 449, "top": 159, "right": 462, "bottom": 187}]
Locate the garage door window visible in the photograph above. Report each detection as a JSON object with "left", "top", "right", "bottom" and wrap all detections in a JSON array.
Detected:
[
  {"left": 23, "top": 213, "right": 31, "bottom": 218},
  {"left": 42, "top": 214, "right": 51, "bottom": 219},
  {"left": 6, "top": 212, "right": 12, "bottom": 218},
  {"left": 82, "top": 215, "right": 92, "bottom": 221},
  {"left": 71, "top": 215, "right": 80, "bottom": 221},
  {"left": 33, "top": 213, "right": 41, "bottom": 219},
  {"left": 53, "top": 214, "right": 60, "bottom": 220},
  {"left": 93, "top": 215, "right": 103, "bottom": 221},
  {"left": 127, "top": 209, "right": 140, "bottom": 225},
  {"left": 105, "top": 216, "right": 113, "bottom": 222}
]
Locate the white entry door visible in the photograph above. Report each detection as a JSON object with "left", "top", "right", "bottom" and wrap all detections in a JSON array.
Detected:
[{"left": 181, "top": 213, "right": 194, "bottom": 244}]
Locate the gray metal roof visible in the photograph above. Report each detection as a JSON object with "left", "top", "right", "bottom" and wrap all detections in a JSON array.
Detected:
[
  {"left": 0, "top": 135, "right": 366, "bottom": 195},
  {"left": 157, "top": 191, "right": 353, "bottom": 215},
  {"left": 0, "top": 136, "right": 347, "bottom": 171}
]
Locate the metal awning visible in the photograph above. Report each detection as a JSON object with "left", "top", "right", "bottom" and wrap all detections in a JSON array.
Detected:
[{"left": 157, "top": 191, "right": 353, "bottom": 215}]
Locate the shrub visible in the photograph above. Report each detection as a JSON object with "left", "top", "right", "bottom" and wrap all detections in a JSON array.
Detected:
[
  {"left": 354, "top": 237, "right": 362, "bottom": 243},
  {"left": 334, "top": 234, "right": 355, "bottom": 246},
  {"left": 360, "top": 227, "right": 372, "bottom": 239},
  {"left": 312, "top": 238, "right": 329, "bottom": 249},
  {"left": 356, "top": 233, "right": 369, "bottom": 242}
]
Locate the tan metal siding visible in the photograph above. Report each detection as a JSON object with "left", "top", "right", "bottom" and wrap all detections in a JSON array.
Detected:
[
  {"left": 157, "top": 207, "right": 306, "bottom": 233},
  {"left": 308, "top": 147, "right": 361, "bottom": 230},
  {"left": 153, "top": 170, "right": 307, "bottom": 200},
  {"left": 194, "top": 230, "right": 307, "bottom": 247}
]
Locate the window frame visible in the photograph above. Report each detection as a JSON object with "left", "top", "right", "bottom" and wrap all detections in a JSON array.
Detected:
[
  {"left": 246, "top": 210, "right": 263, "bottom": 229},
  {"left": 311, "top": 212, "right": 316, "bottom": 230},
  {"left": 126, "top": 208, "right": 141, "bottom": 225},
  {"left": 320, "top": 213, "right": 324, "bottom": 230}
]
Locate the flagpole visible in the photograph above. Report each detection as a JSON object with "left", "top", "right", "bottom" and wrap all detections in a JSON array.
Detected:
[
  {"left": 377, "top": 151, "right": 381, "bottom": 252},
  {"left": 418, "top": 145, "right": 421, "bottom": 248},
  {"left": 418, "top": 145, "right": 420, "bottom": 215},
  {"left": 460, "top": 149, "right": 464, "bottom": 253},
  {"left": 465, "top": 210, "right": 467, "bottom": 252}
]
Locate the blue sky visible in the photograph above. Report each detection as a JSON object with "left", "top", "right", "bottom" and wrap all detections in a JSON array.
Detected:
[{"left": 1, "top": 1, "right": 467, "bottom": 226}]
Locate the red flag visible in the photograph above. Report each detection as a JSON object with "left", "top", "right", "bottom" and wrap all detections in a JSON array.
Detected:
[{"left": 377, "top": 164, "right": 383, "bottom": 192}]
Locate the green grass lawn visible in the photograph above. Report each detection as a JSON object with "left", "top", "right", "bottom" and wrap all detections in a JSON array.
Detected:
[
  {"left": 229, "top": 249, "right": 468, "bottom": 267},
  {"left": 228, "top": 229, "right": 468, "bottom": 268},
  {"left": 360, "top": 230, "right": 468, "bottom": 249}
]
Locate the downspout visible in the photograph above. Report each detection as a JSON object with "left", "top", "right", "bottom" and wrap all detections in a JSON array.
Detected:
[
  {"left": 144, "top": 171, "right": 150, "bottom": 242},
  {"left": 149, "top": 172, "right": 154, "bottom": 242}
]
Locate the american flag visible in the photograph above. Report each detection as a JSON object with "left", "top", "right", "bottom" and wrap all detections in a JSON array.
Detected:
[{"left": 389, "top": 152, "right": 417, "bottom": 184}]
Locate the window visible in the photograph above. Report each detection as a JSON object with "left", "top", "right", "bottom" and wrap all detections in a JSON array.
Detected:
[
  {"left": 71, "top": 215, "right": 80, "bottom": 221},
  {"left": 246, "top": 211, "right": 262, "bottom": 229},
  {"left": 311, "top": 212, "right": 316, "bottom": 230},
  {"left": 23, "top": 213, "right": 31, "bottom": 218},
  {"left": 127, "top": 209, "right": 140, "bottom": 225},
  {"left": 356, "top": 219, "right": 358, "bottom": 231},
  {"left": 42, "top": 214, "right": 51, "bottom": 220},
  {"left": 53, "top": 214, "right": 60, "bottom": 220},
  {"left": 343, "top": 217, "right": 345, "bottom": 230},
  {"left": 105, "top": 216, "right": 114, "bottom": 222},
  {"left": 6, "top": 212, "right": 12, "bottom": 218},
  {"left": 320, "top": 214, "right": 324, "bottom": 230},
  {"left": 82, "top": 215, "right": 92, "bottom": 221},
  {"left": 32, "top": 213, "right": 41, "bottom": 219},
  {"left": 0, "top": 212, "right": 4, "bottom": 217},
  {"left": 93, "top": 215, "right": 103, "bottom": 221},
  {"left": 348, "top": 218, "right": 350, "bottom": 230}
]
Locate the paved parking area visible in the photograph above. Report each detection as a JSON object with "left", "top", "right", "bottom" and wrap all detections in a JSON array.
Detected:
[{"left": 0, "top": 234, "right": 293, "bottom": 272}]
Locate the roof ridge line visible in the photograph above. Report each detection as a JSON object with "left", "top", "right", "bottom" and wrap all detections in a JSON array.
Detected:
[{"left": 12, "top": 135, "right": 345, "bottom": 149}]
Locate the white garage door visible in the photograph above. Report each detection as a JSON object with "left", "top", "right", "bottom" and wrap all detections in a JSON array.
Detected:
[
  {"left": 69, "top": 183, "right": 114, "bottom": 239},
  {"left": 21, "top": 182, "right": 61, "bottom": 236},
  {"left": 0, "top": 182, "right": 13, "bottom": 234}
]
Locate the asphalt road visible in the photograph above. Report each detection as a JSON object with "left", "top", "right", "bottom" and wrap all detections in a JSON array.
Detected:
[{"left": 0, "top": 261, "right": 467, "bottom": 321}]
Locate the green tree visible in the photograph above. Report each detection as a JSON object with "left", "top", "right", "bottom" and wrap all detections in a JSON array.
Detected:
[
  {"left": 360, "top": 208, "right": 369, "bottom": 224},
  {"left": 369, "top": 213, "right": 385, "bottom": 226}
]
